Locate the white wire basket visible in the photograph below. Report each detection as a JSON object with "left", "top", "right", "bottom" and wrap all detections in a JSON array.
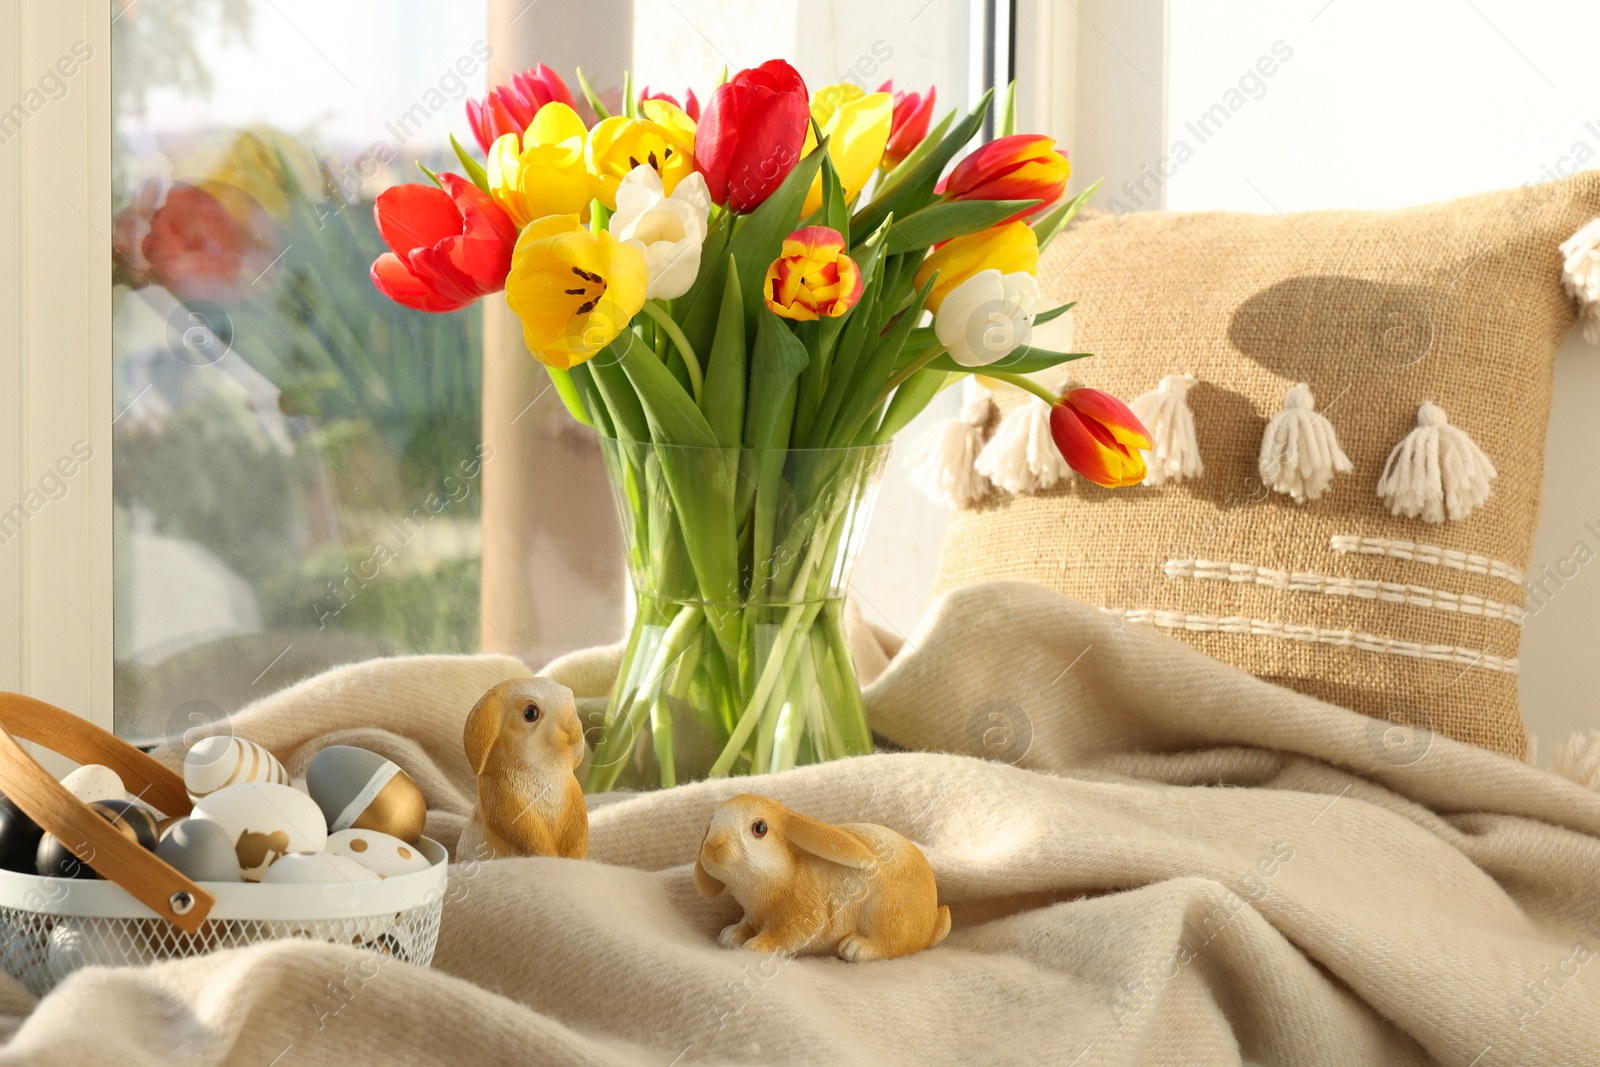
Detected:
[{"left": 0, "top": 693, "right": 449, "bottom": 996}]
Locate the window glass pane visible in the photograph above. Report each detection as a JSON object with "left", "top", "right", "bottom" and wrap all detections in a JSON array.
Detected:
[{"left": 111, "top": 1, "right": 489, "bottom": 741}]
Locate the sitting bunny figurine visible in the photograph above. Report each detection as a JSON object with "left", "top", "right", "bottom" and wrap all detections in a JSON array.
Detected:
[
  {"left": 694, "top": 794, "right": 950, "bottom": 961},
  {"left": 459, "top": 677, "right": 588, "bottom": 861}
]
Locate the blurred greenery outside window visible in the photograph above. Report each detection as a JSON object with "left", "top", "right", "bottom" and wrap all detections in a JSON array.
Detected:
[{"left": 111, "top": 1, "right": 488, "bottom": 741}]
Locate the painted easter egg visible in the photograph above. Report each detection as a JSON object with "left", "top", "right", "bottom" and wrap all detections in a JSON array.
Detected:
[
  {"left": 325, "top": 828, "right": 432, "bottom": 878},
  {"left": 259, "top": 850, "right": 379, "bottom": 885},
  {"left": 183, "top": 736, "right": 290, "bottom": 802},
  {"left": 190, "top": 782, "right": 327, "bottom": 882},
  {"left": 306, "top": 746, "right": 426, "bottom": 844},
  {"left": 0, "top": 794, "right": 44, "bottom": 874},
  {"left": 59, "top": 765, "right": 125, "bottom": 805},
  {"left": 154, "top": 818, "right": 241, "bottom": 883},
  {"left": 34, "top": 799, "right": 160, "bottom": 879}
]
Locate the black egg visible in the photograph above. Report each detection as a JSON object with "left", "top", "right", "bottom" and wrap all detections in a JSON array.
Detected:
[
  {"left": 36, "top": 835, "right": 97, "bottom": 879},
  {"left": 0, "top": 794, "right": 44, "bottom": 874},
  {"left": 88, "top": 800, "right": 161, "bottom": 851},
  {"left": 33, "top": 799, "right": 161, "bottom": 879}
]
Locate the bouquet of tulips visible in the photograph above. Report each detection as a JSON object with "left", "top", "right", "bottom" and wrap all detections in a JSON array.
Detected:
[{"left": 369, "top": 60, "right": 1151, "bottom": 789}]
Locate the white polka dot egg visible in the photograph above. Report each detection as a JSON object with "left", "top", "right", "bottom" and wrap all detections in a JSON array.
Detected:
[
  {"left": 260, "top": 851, "right": 379, "bottom": 885},
  {"left": 326, "top": 828, "right": 432, "bottom": 878}
]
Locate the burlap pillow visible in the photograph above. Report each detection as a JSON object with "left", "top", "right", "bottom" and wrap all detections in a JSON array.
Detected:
[{"left": 935, "top": 172, "right": 1600, "bottom": 758}]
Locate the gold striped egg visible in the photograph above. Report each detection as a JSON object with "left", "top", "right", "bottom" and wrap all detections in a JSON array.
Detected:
[{"left": 183, "top": 736, "right": 289, "bottom": 802}]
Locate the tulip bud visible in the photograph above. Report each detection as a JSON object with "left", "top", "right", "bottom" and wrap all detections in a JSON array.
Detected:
[
  {"left": 913, "top": 221, "right": 1039, "bottom": 313},
  {"left": 1050, "top": 388, "right": 1152, "bottom": 487},
  {"left": 944, "top": 134, "right": 1071, "bottom": 224},
  {"left": 879, "top": 82, "right": 937, "bottom": 169},
  {"left": 696, "top": 60, "right": 811, "bottom": 213},
  {"left": 763, "top": 226, "right": 864, "bottom": 321},
  {"left": 933, "top": 270, "right": 1039, "bottom": 367}
]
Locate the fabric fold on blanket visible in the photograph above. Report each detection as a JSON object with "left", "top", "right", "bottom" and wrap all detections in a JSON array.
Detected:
[{"left": 1, "top": 580, "right": 1596, "bottom": 1066}]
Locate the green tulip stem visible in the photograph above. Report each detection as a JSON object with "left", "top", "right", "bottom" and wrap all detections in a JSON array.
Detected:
[
  {"left": 984, "top": 370, "right": 1061, "bottom": 407},
  {"left": 641, "top": 300, "right": 704, "bottom": 403},
  {"left": 876, "top": 344, "right": 947, "bottom": 407}
]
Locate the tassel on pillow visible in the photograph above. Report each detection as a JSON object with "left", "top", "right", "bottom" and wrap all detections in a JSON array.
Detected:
[
  {"left": 1258, "top": 383, "right": 1352, "bottom": 503},
  {"left": 1130, "top": 374, "right": 1203, "bottom": 486},
  {"left": 905, "top": 378, "right": 996, "bottom": 508},
  {"left": 1553, "top": 730, "right": 1600, "bottom": 791},
  {"left": 1376, "top": 401, "right": 1496, "bottom": 523},
  {"left": 974, "top": 379, "right": 1074, "bottom": 493},
  {"left": 1560, "top": 218, "right": 1600, "bottom": 343}
]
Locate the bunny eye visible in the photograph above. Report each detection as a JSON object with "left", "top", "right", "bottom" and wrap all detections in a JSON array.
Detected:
[
  {"left": 751, "top": 819, "right": 767, "bottom": 838},
  {"left": 523, "top": 703, "right": 541, "bottom": 723}
]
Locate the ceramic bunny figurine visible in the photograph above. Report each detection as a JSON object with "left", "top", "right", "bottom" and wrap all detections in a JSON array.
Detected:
[
  {"left": 459, "top": 678, "right": 588, "bottom": 861},
  {"left": 694, "top": 794, "right": 950, "bottom": 961}
]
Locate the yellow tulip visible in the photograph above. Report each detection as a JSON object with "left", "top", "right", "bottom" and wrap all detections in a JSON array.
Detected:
[
  {"left": 504, "top": 214, "right": 649, "bottom": 370},
  {"left": 586, "top": 99, "right": 697, "bottom": 210},
  {"left": 913, "top": 221, "right": 1040, "bottom": 312},
  {"left": 800, "top": 85, "right": 893, "bottom": 217},
  {"left": 487, "top": 102, "right": 593, "bottom": 228}
]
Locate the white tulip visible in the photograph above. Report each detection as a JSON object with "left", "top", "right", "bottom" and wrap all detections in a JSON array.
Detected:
[
  {"left": 933, "top": 269, "right": 1041, "bottom": 368},
  {"left": 613, "top": 166, "right": 712, "bottom": 301}
]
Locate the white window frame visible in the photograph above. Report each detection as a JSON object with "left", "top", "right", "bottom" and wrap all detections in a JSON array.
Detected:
[{"left": 0, "top": 0, "right": 115, "bottom": 732}]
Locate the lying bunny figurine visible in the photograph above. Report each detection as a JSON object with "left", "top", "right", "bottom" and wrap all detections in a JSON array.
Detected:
[
  {"left": 459, "top": 677, "right": 588, "bottom": 861},
  {"left": 694, "top": 794, "right": 950, "bottom": 961}
]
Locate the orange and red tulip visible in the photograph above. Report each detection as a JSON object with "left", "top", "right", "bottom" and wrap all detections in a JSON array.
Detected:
[
  {"left": 943, "top": 133, "right": 1070, "bottom": 224},
  {"left": 763, "top": 225, "right": 863, "bottom": 321},
  {"left": 1050, "top": 387, "right": 1152, "bottom": 487},
  {"left": 466, "top": 64, "right": 579, "bottom": 154},
  {"left": 878, "top": 81, "right": 936, "bottom": 169},
  {"left": 370, "top": 174, "right": 518, "bottom": 313}
]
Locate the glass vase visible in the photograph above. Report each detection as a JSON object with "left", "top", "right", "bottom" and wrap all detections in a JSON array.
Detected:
[{"left": 586, "top": 438, "right": 891, "bottom": 792}]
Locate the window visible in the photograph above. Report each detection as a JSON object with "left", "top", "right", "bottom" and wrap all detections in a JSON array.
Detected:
[
  {"left": 90, "top": 0, "right": 1011, "bottom": 742},
  {"left": 110, "top": 1, "right": 489, "bottom": 739}
]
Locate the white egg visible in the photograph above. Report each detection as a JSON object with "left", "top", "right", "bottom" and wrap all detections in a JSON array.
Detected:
[
  {"left": 325, "top": 828, "right": 432, "bottom": 878},
  {"left": 183, "top": 736, "right": 290, "bottom": 802},
  {"left": 47, "top": 919, "right": 155, "bottom": 983},
  {"left": 190, "top": 782, "right": 328, "bottom": 882},
  {"left": 259, "top": 850, "right": 379, "bottom": 885},
  {"left": 59, "top": 764, "right": 125, "bottom": 805}
]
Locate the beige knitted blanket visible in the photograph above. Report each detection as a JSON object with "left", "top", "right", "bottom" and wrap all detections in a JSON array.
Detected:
[{"left": 1, "top": 580, "right": 1596, "bottom": 1066}]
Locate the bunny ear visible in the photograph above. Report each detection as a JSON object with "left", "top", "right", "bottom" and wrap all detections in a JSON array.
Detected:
[
  {"left": 463, "top": 691, "right": 504, "bottom": 776},
  {"left": 784, "top": 811, "right": 876, "bottom": 870},
  {"left": 693, "top": 856, "right": 725, "bottom": 898}
]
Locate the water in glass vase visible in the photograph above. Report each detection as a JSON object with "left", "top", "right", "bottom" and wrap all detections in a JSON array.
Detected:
[{"left": 586, "top": 439, "right": 890, "bottom": 791}]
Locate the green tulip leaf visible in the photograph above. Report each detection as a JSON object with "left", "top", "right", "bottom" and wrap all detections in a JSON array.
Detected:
[
  {"left": 1033, "top": 178, "right": 1103, "bottom": 253},
  {"left": 883, "top": 199, "right": 1039, "bottom": 255},
  {"left": 449, "top": 134, "right": 490, "bottom": 195},
  {"left": 852, "top": 87, "right": 993, "bottom": 238},
  {"left": 922, "top": 343, "right": 1093, "bottom": 376},
  {"left": 701, "top": 255, "right": 747, "bottom": 449}
]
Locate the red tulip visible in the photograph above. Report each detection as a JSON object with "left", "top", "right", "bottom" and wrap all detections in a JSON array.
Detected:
[
  {"left": 943, "top": 133, "right": 1071, "bottom": 224},
  {"left": 370, "top": 173, "right": 517, "bottom": 313},
  {"left": 640, "top": 85, "right": 700, "bottom": 122},
  {"left": 138, "top": 182, "right": 277, "bottom": 303},
  {"left": 1049, "top": 388, "right": 1152, "bottom": 487},
  {"left": 695, "top": 59, "right": 810, "bottom": 213},
  {"left": 466, "top": 64, "right": 578, "bottom": 154},
  {"left": 878, "top": 80, "right": 936, "bottom": 169}
]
